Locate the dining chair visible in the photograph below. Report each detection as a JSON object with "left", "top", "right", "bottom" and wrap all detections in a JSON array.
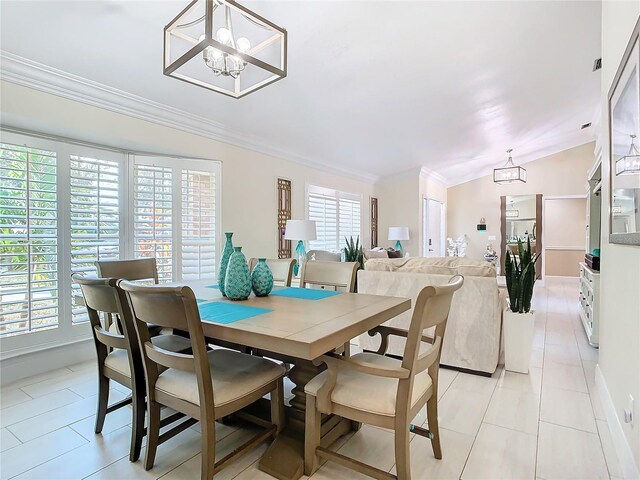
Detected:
[
  {"left": 96, "top": 258, "right": 163, "bottom": 335},
  {"left": 119, "top": 280, "right": 286, "bottom": 480},
  {"left": 72, "top": 275, "right": 191, "bottom": 462},
  {"left": 96, "top": 258, "right": 159, "bottom": 284},
  {"left": 304, "top": 275, "right": 464, "bottom": 480},
  {"left": 299, "top": 260, "right": 359, "bottom": 292},
  {"left": 248, "top": 258, "right": 296, "bottom": 287}
]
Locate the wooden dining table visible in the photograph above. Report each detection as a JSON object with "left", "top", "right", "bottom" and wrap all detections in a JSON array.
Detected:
[{"left": 183, "top": 280, "right": 411, "bottom": 480}]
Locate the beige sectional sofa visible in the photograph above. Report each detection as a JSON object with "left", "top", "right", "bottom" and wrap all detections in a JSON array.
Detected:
[{"left": 358, "top": 257, "right": 505, "bottom": 375}]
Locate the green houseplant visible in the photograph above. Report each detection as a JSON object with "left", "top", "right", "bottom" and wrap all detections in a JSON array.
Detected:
[
  {"left": 343, "top": 236, "right": 364, "bottom": 270},
  {"left": 503, "top": 237, "right": 540, "bottom": 374}
]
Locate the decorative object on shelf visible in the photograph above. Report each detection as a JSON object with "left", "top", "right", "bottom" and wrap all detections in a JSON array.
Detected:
[
  {"left": 503, "top": 238, "right": 540, "bottom": 374},
  {"left": 218, "top": 232, "right": 234, "bottom": 296},
  {"left": 163, "top": 0, "right": 287, "bottom": 99},
  {"left": 225, "top": 247, "right": 252, "bottom": 300},
  {"left": 493, "top": 149, "right": 527, "bottom": 184},
  {"left": 251, "top": 258, "right": 274, "bottom": 297},
  {"left": 284, "top": 219, "right": 316, "bottom": 276},
  {"left": 609, "top": 20, "right": 640, "bottom": 246},
  {"left": 484, "top": 243, "right": 498, "bottom": 267},
  {"left": 616, "top": 134, "right": 640, "bottom": 175},
  {"left": 446, "top": 235, "right": 467, "bottom": 257},
  {"left": 277, "top": 178, "right": 292, "bottom": 259},
  {"left": 370, "top": 197, "right": 378, "bottom": 248},
  {"left": 388, "top": 226, "right": 409, "bottom": 254}
]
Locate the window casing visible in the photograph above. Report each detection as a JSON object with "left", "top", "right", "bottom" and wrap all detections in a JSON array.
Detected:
[
  {"left": 307, "top": 184, "right": 362, "bottom": 252},
  {"left": 0, "top": 131, "right": 221, "bottom": 355}
]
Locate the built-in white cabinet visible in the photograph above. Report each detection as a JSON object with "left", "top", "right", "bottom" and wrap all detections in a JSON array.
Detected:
[{"left": 579, "top": 262, "right": 599, "bottom": 347}]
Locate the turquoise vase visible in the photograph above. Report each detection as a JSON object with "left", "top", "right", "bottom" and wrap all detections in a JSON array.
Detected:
[
  {"left": 217, "top": 232, "right": 234, "bottom": 297},
  {"left": 293, "top": 239, "right": 306, "bottom": 276},
  {"left": 251, "top": 258, "right": 274, "bottom": 297},
  {"left": 224, "top": 247, "right": 252, "bottom": 301}
]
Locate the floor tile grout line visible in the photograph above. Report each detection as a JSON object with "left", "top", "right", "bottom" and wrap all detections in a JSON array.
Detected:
[{"left": 533, "top": 283, "right": 548, "bottom": 480}]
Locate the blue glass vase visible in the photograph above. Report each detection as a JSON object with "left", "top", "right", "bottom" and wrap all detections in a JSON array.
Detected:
[
  {"left": 217, "top": 232, "right": 234, "bottom": 296},
  {"left": 251, "top": 258, "right": 274, "bottom": 297},
  {"left": 293, "top": 240, "right": 306, "bottom": 276},
  {"left": 224, "top": 247, "right": 252, "bottom": 301}
]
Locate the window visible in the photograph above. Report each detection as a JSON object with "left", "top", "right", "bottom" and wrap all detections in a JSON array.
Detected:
[
  {"left": 0, "top": 132, "right": 220, "bottom": 347},
  {"left": 0, "top": 143, "right": 58, "bottom": 336},
  {"left": 307, "top": 185, "right": 362, "bottom": 251}
]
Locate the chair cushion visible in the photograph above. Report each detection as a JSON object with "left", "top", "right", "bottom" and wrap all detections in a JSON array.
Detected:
[
  {"left": 155, "top": 349, "right": 285, "bottom": 407},
  {"left": 103, "top": 334, "right": 192, "bottom": 378},
  {"left": 304, "top": 353, "right": 433, "bottom": 417}
]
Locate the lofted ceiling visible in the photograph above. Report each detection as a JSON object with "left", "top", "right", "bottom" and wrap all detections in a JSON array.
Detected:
[{"left": 0, "top": 0, "right": 601, "bottom": 185}]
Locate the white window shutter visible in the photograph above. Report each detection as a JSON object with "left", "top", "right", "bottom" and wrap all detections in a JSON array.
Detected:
[
  {"left": 69, "top": 154, "right": 120, "bottom": 323},
  {"left": 0, "top": 142, "right": 59, "bottom": 335},
  {"left": 307, "top": 186, "right": 362, "bottom": 252}
]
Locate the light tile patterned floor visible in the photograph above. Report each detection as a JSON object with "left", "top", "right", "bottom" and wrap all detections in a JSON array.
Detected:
[{"left": 0, "top": 279, "right": 623, "bottom": 479}]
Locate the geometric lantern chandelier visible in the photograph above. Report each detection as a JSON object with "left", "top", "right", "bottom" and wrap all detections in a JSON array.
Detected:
[
  {"left": 164, "top": 0, "right": 287, "bottom": 99},
  {"left": 615, "top": 134, "right": 640, "bottom": 176},
  {"left": 493, "top": 148, "right": 527, "bottom": 184}
]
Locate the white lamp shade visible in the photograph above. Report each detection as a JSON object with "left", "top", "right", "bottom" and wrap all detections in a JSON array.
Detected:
[
  {"left": 388, "top": 227, "right": 410, "bottom": 241},
  {"left": 284, "top": 220, "right": 317, "bottom": 241}
]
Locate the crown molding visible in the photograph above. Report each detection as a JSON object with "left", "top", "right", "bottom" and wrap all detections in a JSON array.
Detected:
[
  {"left": 419, "top": 166, "right": 449, "bottom": 186},
  {"left": 0, "top": 51, "right": 378, "bottom": 184}
]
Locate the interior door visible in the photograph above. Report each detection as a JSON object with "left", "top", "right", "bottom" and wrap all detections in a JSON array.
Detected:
[{"left": 424, "top": 198, "right": 444, "bottom": 257}]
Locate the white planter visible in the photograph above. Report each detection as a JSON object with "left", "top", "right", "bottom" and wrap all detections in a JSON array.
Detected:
[{"left": 503, "top": 309, "right": 535, "bottom": 374}]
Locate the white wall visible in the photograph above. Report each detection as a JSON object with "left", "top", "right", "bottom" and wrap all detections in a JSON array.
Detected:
[
  {"left": 447, "top": 143, "right": 593, "bottom": 261},
  {"left": 0, "top": 81, "right": 375, "bottom": 260},
  {"left": 598, "top": 2, "right": 640, "bottom": 474}
]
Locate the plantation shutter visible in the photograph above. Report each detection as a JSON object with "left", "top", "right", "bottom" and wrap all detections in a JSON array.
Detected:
[
  {"left": 69, "top": 154, "right": 120, "bottom": 323},
  {"left": 307, "top": 185, "right": 362, "bottom": 252},
  {"left": 308, "top": 191, "right": 338, "bottom": 251},
  {"left": 133, "top": 164, "right": 173, "bottom": 282},
  {"left": 181, "top": 169, "right": 216, "bottom": 280},
  {"left": 0, "top": 142, "right": 58, "bottom": 335},
  {"left": 339, "top": 197, "right": 361, "bottom": 250}
]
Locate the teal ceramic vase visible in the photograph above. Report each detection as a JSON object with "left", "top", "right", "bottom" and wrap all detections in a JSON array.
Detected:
[
  {"left": 224, "top": 247, "right": 252, "bottom": 301},
  {"left": 218, "top": 232, "right": 234, "bottom": 296},
  {"left": 251, "top": 258, "right": 274, "bottom": 297}
]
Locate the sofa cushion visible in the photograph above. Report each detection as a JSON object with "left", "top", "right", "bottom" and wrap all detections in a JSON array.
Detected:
[
  {"left": 365, "top": 257, "right": 496, "bottom": 278},
  {"left": 363, "top": 248, "right": 389, "bottom": 260}
]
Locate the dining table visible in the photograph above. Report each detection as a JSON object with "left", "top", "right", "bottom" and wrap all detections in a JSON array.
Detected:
[{"left": 183, "top": 279, "right": 411, "bottom": 480}]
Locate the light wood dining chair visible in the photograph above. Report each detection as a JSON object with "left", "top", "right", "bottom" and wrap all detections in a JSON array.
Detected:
[
  {"left": 304, "top": 275, "right": 464, "bottom": 480},
  {"left": 96, "top": 258, "right": 159, "bottom": 284},
  {"left": 248, "top": 258, "right": 296, "bottom": 287},
  {"left": 119, "top": 280, "right": 286, "bottom": 480},
  {"left": 300, "top": 260, "right": 359, "bottom": 292},
  {"left": 72, "top": 275, "right": 191, "bottom": 462}
]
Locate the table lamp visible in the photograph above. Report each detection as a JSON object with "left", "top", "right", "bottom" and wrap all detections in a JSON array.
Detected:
[
  {"left": 388, "top": 226, "right": 410, "bottom": 254},
  {"left": 284, "top": 220, "right": 317, "bottom": 276}
]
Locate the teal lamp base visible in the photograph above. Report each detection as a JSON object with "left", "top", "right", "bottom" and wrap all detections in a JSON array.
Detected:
[
  {"left": 294, "top": 240, "right": 306, "bottom": 276},
  {"left": 395, "top": 240, "right": 403, "bottom": 254}
]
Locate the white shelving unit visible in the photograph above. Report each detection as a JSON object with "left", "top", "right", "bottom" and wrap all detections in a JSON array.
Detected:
[{"left": 579, "top": 263, "right": 600, "bottom": 347}]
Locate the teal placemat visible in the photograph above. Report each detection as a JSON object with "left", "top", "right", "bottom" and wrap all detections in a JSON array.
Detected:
[
  {"left": 206, "top": 284, "right": 219, "bottom": 289},
  {"left": 198, "top": 301, "right": 271, "bottom": 324},
  {"left": 270, "top": 287, "right": 341, "bottom": 300}
]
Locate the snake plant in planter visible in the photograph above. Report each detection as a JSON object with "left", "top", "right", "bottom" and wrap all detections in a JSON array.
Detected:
[
  {"left": 503, "top": 238, "right": 540, "bottom": 374},
  {"left": 344, "top": 236, "right": 364, "bottom": 292}
]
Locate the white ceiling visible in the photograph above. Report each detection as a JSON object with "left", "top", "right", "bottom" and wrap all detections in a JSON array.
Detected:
[{"left": 0, "top": 0, "right": 601, "bottom": 185}]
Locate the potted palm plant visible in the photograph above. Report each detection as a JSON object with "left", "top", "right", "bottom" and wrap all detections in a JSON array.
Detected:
[{"left": 504, "top": 238, "right": 540, "bottom": 374}]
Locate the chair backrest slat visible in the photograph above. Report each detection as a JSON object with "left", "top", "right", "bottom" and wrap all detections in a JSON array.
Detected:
[
  {"left": 248, "top": 258, "right": 296, "bottom": 287},
  {"left": 144, "top": 342, "right": 196, "bottom": 372},
  {"left": 96, "top": 258, "right": 159, "bottom": 284},
  {"left": 94, "top": 325, "right": 128, "bottom": 350},
  {"left": 300, "top": 261, "right": 358, "bottom": 292}
]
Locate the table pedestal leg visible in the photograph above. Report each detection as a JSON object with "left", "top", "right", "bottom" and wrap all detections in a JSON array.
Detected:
[{"left": 258, "top": 359, "right": 352, "bottom": 480}]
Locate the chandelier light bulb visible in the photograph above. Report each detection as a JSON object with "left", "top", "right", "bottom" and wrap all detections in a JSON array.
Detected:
[
  {"left": 216, "top": 27, "right": 232, "bottom": 45},
  {"left": 237, "top": 37, "right": 251, "bottom": 53}
]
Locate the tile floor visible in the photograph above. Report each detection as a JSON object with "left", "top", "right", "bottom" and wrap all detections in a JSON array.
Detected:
[{"left": 0, "top": 278, "right": 623, "bottom": 479}]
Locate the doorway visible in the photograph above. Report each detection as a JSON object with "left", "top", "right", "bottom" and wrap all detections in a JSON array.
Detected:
[
  {"left": 423, "top": 198, "right": 445, "bottom": 257},
  {"left": 543, "top": 196, "right": 587, "bottom": 278}
]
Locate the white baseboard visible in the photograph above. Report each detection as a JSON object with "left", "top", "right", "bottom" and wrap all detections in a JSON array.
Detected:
[
  {"left": 1, "top": 338, "right": 94, "bottom": 386},
  {"left": 595, "top": 364, "right": 640, "bottom": 479}
]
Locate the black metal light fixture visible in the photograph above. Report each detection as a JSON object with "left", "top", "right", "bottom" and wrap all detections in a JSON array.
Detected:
[{"left": 493, "top": 149, "right": 527, "bottom": 184}]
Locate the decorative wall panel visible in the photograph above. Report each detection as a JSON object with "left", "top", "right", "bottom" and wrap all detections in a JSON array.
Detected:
[
  {"left": 277, "top": 178, "right": 292, "bottom": 258},
  {"left": 370, "top": 197, "right": 378, "bottom": 248}
]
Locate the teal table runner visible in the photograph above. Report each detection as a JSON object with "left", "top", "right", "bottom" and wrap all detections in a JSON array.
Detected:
[
  {"left": 198, "top": 301, "right": 271, "bottom": 324},
  {"left": 270, "top": 287, "right": 341, "bottom": 300},
  {"left": 205, "top": 284, "right": 219, "bottom": 289}
]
